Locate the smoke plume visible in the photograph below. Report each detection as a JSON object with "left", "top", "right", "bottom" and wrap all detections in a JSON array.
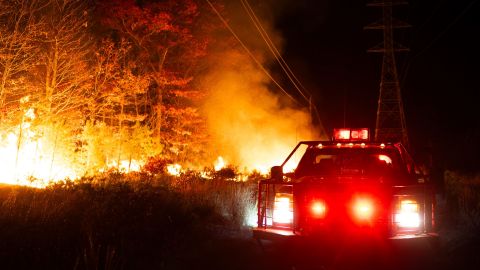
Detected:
[{"left": 200, "top": 0, "right": 324, "bottom": 173}]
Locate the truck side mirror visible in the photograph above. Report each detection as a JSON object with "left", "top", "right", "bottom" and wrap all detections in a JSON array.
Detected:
[
  {"left": 270, "top": 166, "right": 283, "bottom": 181},
  {"left": 414, "top": 165, "right": 429, "bottom": 184}
]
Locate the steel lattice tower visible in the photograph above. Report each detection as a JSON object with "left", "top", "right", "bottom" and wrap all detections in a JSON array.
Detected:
[{"left": 365, "top": 0, "right": 410, "bottom": 146}]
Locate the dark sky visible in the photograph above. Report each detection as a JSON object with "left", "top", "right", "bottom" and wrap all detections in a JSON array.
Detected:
[{"left": 268, "top": 0, "right": 479, "bottom": 172}]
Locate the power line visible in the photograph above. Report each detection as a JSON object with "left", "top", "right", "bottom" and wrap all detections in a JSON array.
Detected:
[
  {"left": 240, "top": 0, "right": 311, "bottom": 103},
  {"left": 240, "top": 0, "right": 326, "bottom": 137},
  {"left": 205, "top": 0, "right": 299, "bottom": 104}
]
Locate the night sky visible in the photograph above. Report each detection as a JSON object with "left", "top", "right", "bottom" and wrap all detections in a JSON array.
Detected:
[{"left": 268, "top": 0, "right": 479, "bottom": 173}]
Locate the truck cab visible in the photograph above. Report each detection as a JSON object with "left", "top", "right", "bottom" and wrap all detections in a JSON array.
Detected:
[{"left": 253, "top": 128, "right": 437, "bottom": 242}]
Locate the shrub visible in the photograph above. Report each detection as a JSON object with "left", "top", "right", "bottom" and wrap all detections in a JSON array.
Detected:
[{"left": 444, "top": 170, "right": 480, "bottom": 232}]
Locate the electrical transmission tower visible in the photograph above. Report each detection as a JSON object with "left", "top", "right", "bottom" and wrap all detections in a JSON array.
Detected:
[{"left": 365, "top": 0, "right": 410, "bottom": 147}]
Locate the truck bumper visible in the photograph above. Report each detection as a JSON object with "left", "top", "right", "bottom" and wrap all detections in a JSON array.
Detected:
[
  {"left": 253, "top": 227, "right": 438, "bottom": 242},
  {"left": 252, "top": 227, "right": 297, "bottom": 241}
]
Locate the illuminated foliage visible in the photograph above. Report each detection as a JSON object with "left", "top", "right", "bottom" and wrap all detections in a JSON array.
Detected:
[
  {"left": 0, "top": 0, "right": 42, "bottom": 117},
  {"left": 0, "top": 0, "right": 219, "bottom": 184},
  {"left": 29, "top": 0, "right": 92, "bottom": 119},
  {"left": 97, "top": 0, "right": 214, "bottom": 160}
]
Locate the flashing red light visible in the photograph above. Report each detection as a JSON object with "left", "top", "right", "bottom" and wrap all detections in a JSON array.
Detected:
[
  {"left": 334, "top": 129, "right": 351, "bottom": 140},
  {"left": 351, "top": 128, "right": 369, "bottom": 140},
  {"left": 333, "top": 128, "right": 369, "bottom": 141},
  {"left": 311, "top": 200, "right": 326, "bottom": 218},
  {"left": 352, "top": 197, "right": 375, "bottom": 222}
]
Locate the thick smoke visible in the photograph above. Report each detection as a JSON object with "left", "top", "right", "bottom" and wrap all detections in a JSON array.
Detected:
[{"left": 200, "top": 0, "right": 324, "bottom": 172}]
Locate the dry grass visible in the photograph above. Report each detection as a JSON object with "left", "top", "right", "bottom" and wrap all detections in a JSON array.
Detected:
[{"left": 0, "top": 171, "right": 261, "bottom": 269}]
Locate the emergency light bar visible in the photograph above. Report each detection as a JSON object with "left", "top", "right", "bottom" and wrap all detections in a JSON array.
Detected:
[{"left": 333, "top": 128, "right": 369, "bottom": 141}]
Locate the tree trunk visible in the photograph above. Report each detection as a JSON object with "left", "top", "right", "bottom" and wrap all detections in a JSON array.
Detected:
[{"left": 152, "top": 47, "right": 169, "bottom": 143}]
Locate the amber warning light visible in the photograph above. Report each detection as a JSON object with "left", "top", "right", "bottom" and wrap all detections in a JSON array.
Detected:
[{"left": 333, "top": 128, "right": 369, "bottom": 141}]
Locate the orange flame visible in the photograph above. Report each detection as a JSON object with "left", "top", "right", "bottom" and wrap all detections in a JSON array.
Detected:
[
  {"left": 214, "top": 156, "right": 226, "bottom": 171},
  {"left": 166, "top": 164, "right": 182, "bottom": 176},
  {"left": 0, "top": 106, "right": 143, "bottom": 188}
]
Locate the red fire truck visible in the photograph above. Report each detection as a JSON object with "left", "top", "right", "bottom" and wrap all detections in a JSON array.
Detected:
[{"left": 253, "top": 128, "right": 437, "bottom": 243}]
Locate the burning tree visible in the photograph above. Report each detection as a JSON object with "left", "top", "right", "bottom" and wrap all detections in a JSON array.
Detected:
[
  {"left": 98, "top": 0, "right": 214, "bottom": 162},
  {"left": 0, "top": 0, "right": 41, "bottom": 117},
  {"left": 31, "top": 0, "right": 91, "bottom": 120},
  {"left": 0, "top": 0, "right": 317, "bottom": 186},
  {"left": 82, "top": 37, "right": 158, "bottom": 173},
  {"left": 0, "top": 0, "right": 93, "bottom": 185},
  {"left": 0, "top": 0, "right": 220, "bottom": 185}
]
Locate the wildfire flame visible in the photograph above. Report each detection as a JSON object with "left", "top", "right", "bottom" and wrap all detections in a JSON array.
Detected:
[
  {"left": 0, "top": 107, "right": 143, "bottom": 188},
  {"left": 1, "top": 93, "right": 315, "bottom": 188},
  {"left": 166, "top": 164, "right": 182, "bottom": 176},
  {"left": 0, "top": 105, "right": 306, "bottom": 188},
  {"left": 0, "top": 0, "right": 325, "bottom": 189},
  {"left": 104, "top": 160, "right": 143, "bottom": 173},
  {"left": 214, "top": 156, "right": 226, "bottom": 171},
  {"left": 0, "top": 109, "right": 70, "bottom": 187}
]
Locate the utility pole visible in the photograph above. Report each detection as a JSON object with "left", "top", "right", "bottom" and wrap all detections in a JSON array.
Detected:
[{"left": 365, "top": 0, "right": 410, "bottom": 147}]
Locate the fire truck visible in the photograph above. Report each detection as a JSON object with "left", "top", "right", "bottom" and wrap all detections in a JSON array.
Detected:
[{"left": 253, "top": 128, "right": 437, "bottom": 243}]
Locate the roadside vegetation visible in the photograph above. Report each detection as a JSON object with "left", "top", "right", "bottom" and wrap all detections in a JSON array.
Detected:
[
  {"left": 2, "top": 169, "right": 480, "bottom": 269},
  {"left": 438, "top": 170, "right": 480, "bottom": 269},
  {"left": 0, "top": 170, "right": 260, "bottom": 270}
]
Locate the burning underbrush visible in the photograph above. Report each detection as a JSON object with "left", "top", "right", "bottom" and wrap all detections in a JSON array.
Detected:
[
  {"left": 0, "top": 110, "right": 157, "bottom": 188},
  {"left": 0, "top": 170, "right": 260, "bottom": 269},
  {"left": 0, "top": 105, "right": 301, "bottom": 188}
]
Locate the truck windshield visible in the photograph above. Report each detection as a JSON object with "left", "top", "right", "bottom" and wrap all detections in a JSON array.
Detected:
[{"left": 295, "top": 148, "right": 402, "bottom": 178}]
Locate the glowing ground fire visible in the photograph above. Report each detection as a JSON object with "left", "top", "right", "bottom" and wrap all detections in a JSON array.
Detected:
[
  {"left": 0, "top": 132, "right": 75, "bottom": 187},
  {"left": 1, "top": 109, "right": 306, "bottom": 187},
  {"left": 0, "top": 108, "right": 143, "bottom": 188},
  {"left": 214, "top": 156, "right": 226, "bottom": 171},
  {"left": 0, "top": 109, "right": 72, "bottom": 187},
  {"left": 1, "top": 111, "right": 304, "bottom": 188}
]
